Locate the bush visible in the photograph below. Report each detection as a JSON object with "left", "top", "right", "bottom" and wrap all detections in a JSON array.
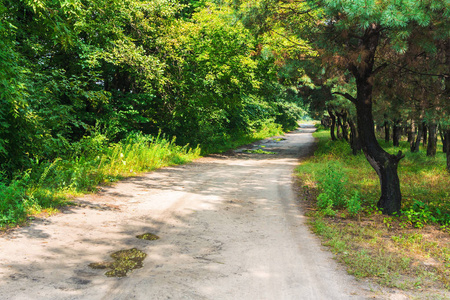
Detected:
[{"left": 316, "top": 161, "right": 362, "bottom": 217}]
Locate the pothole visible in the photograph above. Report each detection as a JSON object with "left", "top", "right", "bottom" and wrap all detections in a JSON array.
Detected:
[
  {"left": 89, "top": 248, "right": 147, "bottom": 277},
  {"left": 243, "top": 149, "right": 277, "bottom": 154},
  {"left": 136, "top": 233, "right": 160, "bottom": 241}
]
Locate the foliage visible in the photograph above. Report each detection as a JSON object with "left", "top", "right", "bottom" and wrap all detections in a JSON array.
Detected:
[
  {"left": 316, "top": 161, "right": 362, "bottom": 217},
  {"left": 0, "top": 132, "right": 201, "bottom": 228}
]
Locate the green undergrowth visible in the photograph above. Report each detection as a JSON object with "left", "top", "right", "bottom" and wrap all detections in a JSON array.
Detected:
[
  {"left": 199, "top": 122, "right": 284, "bottom": 154},
  {"left": 296, "top": 129, "right": 450, "bottom": 295},
  {"left": 0, "top": 132, "right": 201, "bottom": 228},
  {"left": 297, "top": 130, "right": 450, "bottom": 228},
  {"left": 0, "top": 122, "right": 284, "bottom": 229}
]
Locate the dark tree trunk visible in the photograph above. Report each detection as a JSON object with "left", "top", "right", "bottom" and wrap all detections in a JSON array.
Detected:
[
  {"left": 439, "top": 125, "right": 446, "bottom": 153},
  {"left": 348, "top": 25, "right": 403, "bottom": 215},
  {"left": 393, "top": 119, "right": 401, "bottom": 147},
  {"left": 423, "top": 123, "right": 428, "bottom": 146},
  {"left": 336, "top": 114, "right": 343, "bottom": 140},
  {"left": 348, "top": 118, "right": 361, "bottom": 155},
  {"left": 411, "top": 121, "right": 423, "bottom": 153},
  {"left": 342, "top": 113, "right": 349, "bottom": 141},
  {"left": 336, "top": 111, "right": 349, "bottom": 141},
  {"left": 427, "top": 123, "right": 437, "bottom": 157},
  {"left": 445, "top": 130, "right": 450, "bottom": 172},
  {"left": 408, "top": 121, "right": 415, "bottom": 147},
  {"left": 321, "top": 116, "right": 331, "bottom": 129},
  {"left": 384, "top": 121, "right": 390, "bottom": 143},
  {"left": 328, "top": 109, "right": 337, "bottom": 141},
  {"left": 408, "top": 120, "right": 416, "bottom": 146}
]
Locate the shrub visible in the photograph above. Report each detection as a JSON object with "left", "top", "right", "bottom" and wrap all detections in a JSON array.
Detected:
[{"left": 316, "top": 161, "right": 362, "bottom": 217}]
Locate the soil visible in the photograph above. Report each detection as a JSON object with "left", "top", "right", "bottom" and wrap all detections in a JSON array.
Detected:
[{"left": 0, "top": 125, "right": 390, "bottom": 299}]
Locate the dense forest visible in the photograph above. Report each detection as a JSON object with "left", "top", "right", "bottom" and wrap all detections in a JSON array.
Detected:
[{"left": 0, "top": 0, "right": 449, "bottom": 225}]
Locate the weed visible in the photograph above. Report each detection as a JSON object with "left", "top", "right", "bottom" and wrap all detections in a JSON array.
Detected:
[{"left": 243, "top": 149, "right": 277, "bottom": 154}]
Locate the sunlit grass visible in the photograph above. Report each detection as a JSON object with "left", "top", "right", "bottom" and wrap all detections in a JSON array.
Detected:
[
  {"left": 0, "top": 133, "right": 201, "bottom": 229},
  {"left": 297, "top": 129, "right": 450, "bottom": 295}
]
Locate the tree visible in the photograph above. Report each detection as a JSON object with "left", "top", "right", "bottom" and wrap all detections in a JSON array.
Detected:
[{"left": 238, "top": 0, "right": 449, "bottom": 214}]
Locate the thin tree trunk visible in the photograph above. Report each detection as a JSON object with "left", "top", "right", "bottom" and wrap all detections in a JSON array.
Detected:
[
  {"left": 427, "top": 123, "right": 437, "bottom": 157},
  {"left": 348, "top": 118, "right": 361, "bottom": 155},
  {"left": 446, "top": 129, "right": 450, "bottom": 172},
  {"left": 412, "top": 121, "right": 423, "bottom": 153},
  {"left": 439, "top": 125, "right": 446, "bottom": 153},
  {"left": 408, "top": 121, "right": 415, "bottom": 149},
  {"left": 423, "top": 123, "right": 428, "bottom": 146},
  {"left": 336, "top": 111, "right": 349, "bottom": 141},
  {"left": 328, "top": 109, "right": 337, "bottom": 141},
  {"left": 393, "top": 119, "right": 401, "bottom": 147},
  {"left": 384, "top": 121, "right": 390, "bottom": 143},
  {"left": 336, "top": 114, "right": 343, "bottom": 140}
]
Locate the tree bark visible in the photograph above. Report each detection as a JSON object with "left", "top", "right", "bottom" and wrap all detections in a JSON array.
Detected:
[
  {"left": 408, "top": 121, "right": 415, "bottom": 149},
  {"left": 384, "top": 121, "right": 390, "bottom": 143},
  {"left": 336, "top": 110, "right": 349, "bottom": 141},
  {"left": 349, "top": 25, "right": 403, "bottom": 215},
  {"left": 446, "top": 129, "right": 450, "bottom": 172},
  {"left": 427, "top": 123, "right": 437, "bottom": 157},
  {"left": 423, "top": 123, "right": 428, "bottom": 146},
  {"left": 393, "top": 119, "right": 401, "bottom": 147},
  {"left": 328, "top": 109, "right": 337, "bottom": 141},
  {"left": 411, "top": 121, "right": 423, "bottom": 153},
  {"left": 348, "top": 118, "right": 361, "bottom": 155},
  {"left": 336, "top": 114, "right": 343, "bottom": 140},
  {"left": 439, "top": 125, "right": 446, "bottom": 153}
]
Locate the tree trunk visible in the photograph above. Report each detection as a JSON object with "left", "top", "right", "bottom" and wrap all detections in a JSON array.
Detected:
[
  {"left": 408, "top": 121, "right": 415, "bottom": 149},
  {"left": 393, "top": 119, "right": 401, "bottom": 147},
  {"left": 336, "top": 111, "right": 349, "bottom": 141},
  {"left": 336, "top": 114, "right": 343, "bottom": 140},
  {"left": 342, "top": 113, "right": 349, "bottom": 141},
  {"left": 411, "top": 121, "right": 423, "bottom": 152},
  {"left": 328, "top": 109, "right": 337, "bottom": 141},
  {"left": 423, "top": 123, "right": 428, "bottom": 146},
  {"left": 348, "top": 25, "right": 403, "bottom": 215},
  {"left": 348, "top": 118, "right": 361, "bottom": 155},
  {"left": 446, "top": 129, "right": 450, "bottom": 172},
  {"left": 384, "top": 121, "right": 390, "bottom": 143},
  {"left": 427, "top": 123, "right": 437, "bottom": 157},
  {"left": 439, "top": 125, "right": 446, "bottom": 153}
]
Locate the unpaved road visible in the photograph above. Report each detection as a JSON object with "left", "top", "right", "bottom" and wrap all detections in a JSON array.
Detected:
[{"left": 0, "top": 126, "right": 379, "bottom": 299}]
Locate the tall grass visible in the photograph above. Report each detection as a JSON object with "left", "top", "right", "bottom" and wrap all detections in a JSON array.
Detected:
[{"left": 0, "top": 132, "right": 200, "bottom": 228}]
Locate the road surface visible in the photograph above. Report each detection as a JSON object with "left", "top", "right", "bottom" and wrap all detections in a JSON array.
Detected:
[{"left": 0, "top": 125, "right": 378, "bottom": 299}]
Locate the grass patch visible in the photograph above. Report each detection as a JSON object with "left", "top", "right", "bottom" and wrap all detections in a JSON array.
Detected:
[
  {"left": 0, "top": 132, "right": 201, "bottom": 229},
  {"left": 199, "top": 122, "right": 284, "bottom": 154},
  {"left": 243, "top": 149, "right": 277, "bottom": 154},
  {"left": 296, "top": 129, "right": 450, "bottom": 297}
]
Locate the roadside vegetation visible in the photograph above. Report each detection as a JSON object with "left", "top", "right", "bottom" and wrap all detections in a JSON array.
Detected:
[
  {"left": 296, "top": 129, "right": 450, "bottom": 298},
  {"left": 0, "top": 123, "right": 286, "bottom": 229}
]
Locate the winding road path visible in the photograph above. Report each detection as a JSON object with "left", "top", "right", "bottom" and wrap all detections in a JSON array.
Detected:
[{"left": 0, "top": 125, "right": 377, "bottom": 299}]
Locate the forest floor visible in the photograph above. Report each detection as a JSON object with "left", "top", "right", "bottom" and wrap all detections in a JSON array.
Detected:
[{"left": 0, "top": 125, "right": 404, "bottom": 299}]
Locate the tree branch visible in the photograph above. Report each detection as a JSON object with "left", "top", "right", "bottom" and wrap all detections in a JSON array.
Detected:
[
  {"left": 372, "top": 63, "right": 388, "bottom": 76},
  {"left": 390, "top": 62, "right": 449, "bottom": 78},
  {"left": 333, "top": 92, "right": 356, "bottom": 104}
]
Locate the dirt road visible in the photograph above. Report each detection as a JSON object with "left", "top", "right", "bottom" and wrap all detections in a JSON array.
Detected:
[{"left": 0, "top": 125, "right": 378, "bottom": 299}]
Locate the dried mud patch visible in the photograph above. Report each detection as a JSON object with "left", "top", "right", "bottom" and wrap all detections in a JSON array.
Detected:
[{"left": 89, "top": 248, "right": 147, "bottom": 278}]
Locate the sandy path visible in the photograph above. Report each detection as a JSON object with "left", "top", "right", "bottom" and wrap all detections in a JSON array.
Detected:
[{"left": 0, "top": 125, "right": 377, "bottom": 299}]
